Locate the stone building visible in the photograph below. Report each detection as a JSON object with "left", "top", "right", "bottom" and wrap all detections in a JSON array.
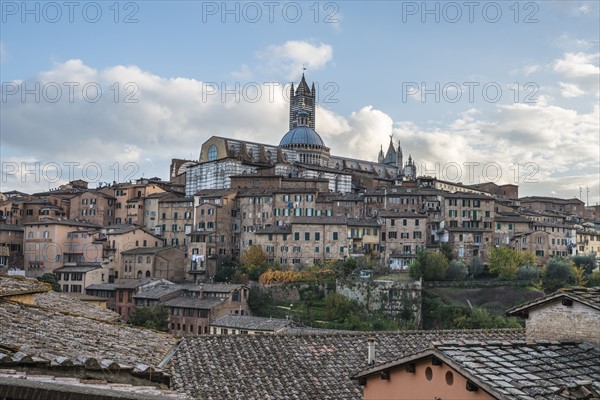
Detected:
[
  {"left": 254, "top": 216, "right": 350, "bottom": 266},
  {"left": 507, "top": 286, "right": 600, "bottom": 344},
  {"left": 96, "top": 225, "right": 164, "bottom": 280},
  {"left": 380, "top": 211, "right": 427, "bottom": 269},
  {"left": 120, "top": 246, "right": 186, "bottom": 281},
  {"left": 164, "top": 283, "right": 249, "bottom": 336},
  {"left": 23, "top": 219, "right": 102, "bottom": 278},
  {"left": 112, "top": 179, "right": 166, "bottom": 225},
  {"left": 492, "top": 212, "right": 533, "bottom": 247},
  {"left": 510, "top": 230, "right": 550, "bottom": 264},
  {"left": 54, "top": 264, "right": 105, "bottom": 293},
  {"left": 440, "top": 192, "right": 495, "bottom": 263},
  {"left": 576, "top": 225, "right": 600, "bottom": 257},
  {"left": 68, "top": 190, "right": 116, "bottom": 226},
  {"left": 0, "top": 224, "right": 24, "bottom": 272},
  {"left": 157, "top": 193, "right": 194, "bottom": 247},
  {"left": 520, "top": 196, "right": 586, "bottom": 218}
]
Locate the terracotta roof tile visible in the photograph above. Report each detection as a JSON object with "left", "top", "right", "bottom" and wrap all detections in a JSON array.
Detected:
[
  {"left": 0, "top": 275, "right": 51, "bottom": 298},
  {"left": 355, "top": 340, "right": 600, "bottom": 400},
  {"left": 507, "top": 287, "right": 600, "bottom": 315},
  {"left": 0, "top": 301, "right": 177, "bottom": 367},
  {"left": 168, "top": 329, "right": 524, "bottom": 399}
]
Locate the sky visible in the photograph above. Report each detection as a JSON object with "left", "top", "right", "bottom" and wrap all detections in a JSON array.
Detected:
[{"left": 1, "top": 0, "right": 599, "bottom": 204}]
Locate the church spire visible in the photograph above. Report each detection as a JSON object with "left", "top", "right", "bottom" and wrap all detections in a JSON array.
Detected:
[
  {"left": 397, "top": 139, "right": 403, "bottom": 172},
  {"left": 383, "top": 134, "right": 397, "bottom": 166},
  {"left": 289, "top": 73, "right": 316, "bottom": 130},
  {"left": 378, "top": 145, "right": 384, "bottom": 164}
]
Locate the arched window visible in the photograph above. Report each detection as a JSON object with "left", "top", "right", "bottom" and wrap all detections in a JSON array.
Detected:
[
  {"left": 208, "top": 145, "right": 218, "bottom": 161},
  {"left": 137, "top": 256, "right": 142, "bottom": 263},
  {"left": 137, "top": 270, "right": 142, "bottom": 278},
  {"left": 146, "top": 256, "right": 151, "bottom": 263},
  {"left": 145, "top": 271, "right": 151, "bottom": 278}
]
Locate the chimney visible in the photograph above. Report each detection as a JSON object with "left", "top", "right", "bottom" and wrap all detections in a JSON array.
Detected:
[
  {"left": 197, "top": 282, "right": 205, "bottom": 299},
  {"left": 367, "top": 337, "right": 375, "bottom": 365}
]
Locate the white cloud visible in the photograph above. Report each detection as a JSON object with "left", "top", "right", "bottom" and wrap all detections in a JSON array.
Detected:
[
  {"left": 2, "top": 59, "right": 599, "bottom": 204},
  {"left": 555, "top": 34, "right": 596, "bottom": 51},
  {"left": 577, "top": 3, "right": 591, "bottom": 14},
  {"left": 231, "top": 64, "right": 253, "bottom": 80},
  {"left": 559, "top": 82, "right": 585, "bottom": 98},
  {"left": 553, "top": 52, "right": 600, "bottom": 85},
  {"left": 510, "top": 64, "right": 540, "bottom": 77},
  {"left": 257, "top": 40, "right": 333, "bottom": 80}
]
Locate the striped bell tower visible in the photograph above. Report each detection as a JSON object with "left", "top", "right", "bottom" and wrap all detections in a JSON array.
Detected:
[{"left": 289, "top": 73, "right": 316, "bottom": 130}]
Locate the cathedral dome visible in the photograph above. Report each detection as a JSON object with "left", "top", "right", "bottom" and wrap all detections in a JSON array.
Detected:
[{"left": 279, "top": 126, "right": 325, "bottom": 147}]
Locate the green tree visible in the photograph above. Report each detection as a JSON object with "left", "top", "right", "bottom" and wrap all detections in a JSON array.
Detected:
[
  {"left": 241, "top": 245, "right": 269, "bottom": 280},
  {"left": 439, "top": 243, "right": 454, "bottom": 262},
  {"left": 324, "top": 292, "right": 355, "bottom": 321},
  {"left": 453, "top": 307, "right": 522, "bottom": 329},
  {"left": 468, "top": 256, "right": 485, "bottom": 279},
  {"left": 488, "top": 247, "right": 521, "bottom": 280},
  {"left": 409, "top": 249, "right": 449, "bottom": 280},
  {"left": 130, "top": 305, "right": 169, "bottom": 331},
  {"left": 213, "top": 264, "right": 236, "bottom": 283},
  {"left": 542, "top": 257, "right": 576, "bottom": 293},
  {"left": 446, "top": 260, "right": 468, "bottom": 281},
  {"left": 516, "top": 265, "right": 541, "bottom": 280},
  {"left": 248, "top": 287, "right": 272, "bottom": 315},
  {"left": 587, "top": 270, "right": 600, "bottom": 287},
  {"left": 572, "top": 255, "right": 598, "bottom": 275},
  {"left": 38, "top": 273, "right": 61, "bottom": 292},
  {"left": 299, "top": 284, "right": 324, "bottom": 321}
]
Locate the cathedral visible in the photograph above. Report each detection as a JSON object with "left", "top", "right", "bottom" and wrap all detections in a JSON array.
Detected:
[{"left": 183, "top": 74, "right": 416, "bottom": 196}]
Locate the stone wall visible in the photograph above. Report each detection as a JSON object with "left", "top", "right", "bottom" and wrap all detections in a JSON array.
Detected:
[
  {"left": 423, "top": 280, "right": 534, "bottom": 288},
  {"left": 336, "top": 279, "right": 422, "bottom": 327},
  {"left": 263, "top": 283, "right": 331, "bottom": 302},
  {"left": 526, "top": 301, "right": 600, "bottom": 344}
]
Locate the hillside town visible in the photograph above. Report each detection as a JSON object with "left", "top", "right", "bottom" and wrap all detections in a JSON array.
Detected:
[{"left": 1, "top": 74, "right": 599, "bottom": 399}]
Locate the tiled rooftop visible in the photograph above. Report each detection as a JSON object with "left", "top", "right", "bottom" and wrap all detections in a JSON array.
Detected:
[
  {"left": 354, "top": 339, "right": 600, "bottom": 400},
  {"left": 203, "top": 283, "right": 244, "bottom": 293},
  {"left": 163, "top": 297, "right": 222, "bottom": 309},
  {"left": 0, "top": 301, "right": 177, "bottom": 367},
  {"left": 507, "top": 287, "right": 600, "bottom": 315},
  {"left": 560, "top": 286, "right": 600, "bottom": 308},
  {"left": 0, "top": 369, "right": 191, "bottom": 399},
  {"left": 133, "top": 284, "right": 183, "bottom": 300},
  {"left": 0, "top": 275, "right": 51, "bottom": 298},
  {"left": 168, "top": 329, "right": 524, "bottom": 399},
  {"left": 32, "top": 291, "right": 120, "bottom": 322},
  {"left": 210, "top": 315, "right": 292, "bottom": 332},
  {"left": 436, "top": 341, "right": 600, "bottom": 399}
]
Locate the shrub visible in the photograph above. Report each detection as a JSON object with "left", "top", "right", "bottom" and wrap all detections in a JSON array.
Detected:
[
  {"left": 445, "top": 260, "right": 468, "bottom": 281},
  {"left": 542, "top": 257, "right": 576, "bottom": 293},
  {"left": 409, "top": 249, "right": 449, "bottom": 281},
  {"left": 324, "top": 292, "right": 355, "bottom": 321},
  {"left": 130, "top": 305, "right": 169, "bottom": 331},
  {"left": 37, "top": 273, "right": 61, "bottom": 292},
  {"left": 516, "top": 265, "right": 541, "bottom": 280},
  {"left": 468, "top": 256, "right": 485, "bottom": 279},
  {"left": 248, "top": 287, "right": 272, "bottom": 315},
  {"left": 572, "top": 255, "right": 597, "bottom": 275},
  {"left": 488, "top": 247, "right": 536, "bottom": 280},
  {"left": 587, "top": 270, "right": 600, "bottom": 287}
]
